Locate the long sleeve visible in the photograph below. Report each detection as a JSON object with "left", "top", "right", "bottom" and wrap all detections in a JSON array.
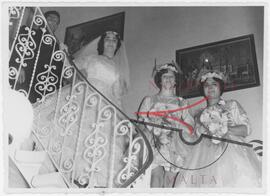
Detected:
[{"left": 231, "top": 100, "right": 252, "bottom": 136}]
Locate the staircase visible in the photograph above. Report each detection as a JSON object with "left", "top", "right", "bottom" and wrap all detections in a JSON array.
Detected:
[{"left": 8, "top": 6, "right": 153, "bottom": 188}]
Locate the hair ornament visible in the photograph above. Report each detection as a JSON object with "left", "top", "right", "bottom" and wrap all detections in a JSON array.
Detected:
[
  {"left": 156, "top": 60, "right": 179, "bottom": 72},
  {"left": 157, "top": 63, "right": 178, "bottom": 73},
  {"left": 152, "top": 59, "right": 182, "bottom": 78},
  {"left": 105, "top": 31, "right": 119, "bottom": 36},
  {"left": 200, "top": 71, "right": 225, "bottom": 82}
]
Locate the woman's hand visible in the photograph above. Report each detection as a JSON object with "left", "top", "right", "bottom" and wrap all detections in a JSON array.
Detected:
[
  {"left": 196, "top": 121, "right": 208, "bottom": 135},
  {"left": 225, "top": 111, "right": 234, "bottom": 127},
  {"left": 158, "top": 133, "right": 168, "bottom": 144},
  {"left": 227, "top": 124, "right": 248, "bottom": 137}
]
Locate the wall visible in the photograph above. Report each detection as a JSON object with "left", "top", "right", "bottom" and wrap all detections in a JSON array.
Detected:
[{"left": 42, "top": 6, "right": 264, "bottom": 140}]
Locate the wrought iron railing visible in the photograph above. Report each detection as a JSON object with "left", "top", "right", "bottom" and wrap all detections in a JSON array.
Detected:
[{"left": 8, "top": 6, "right": 153, "bottom": 188}]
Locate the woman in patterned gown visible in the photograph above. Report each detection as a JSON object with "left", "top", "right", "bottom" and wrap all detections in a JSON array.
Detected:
[
  {"left": 174, "top": 71, "right": 262, "bottom": 187},
  {"left": 137, "top": 62, "right": 194, "bottom": 187}
]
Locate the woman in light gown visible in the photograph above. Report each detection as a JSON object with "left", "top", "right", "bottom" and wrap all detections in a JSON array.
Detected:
[
  {"left": 28, "top": 31, "right": 131, "bottom": 188},
  {"left": 137, "top": 62, "right": 194, "bottom": 187},
  {"left": 72, "top": 30, "right": 129, "bottom": 107},
  {"left": 174, "top": 71, "right": 262, "bottom": 188}
]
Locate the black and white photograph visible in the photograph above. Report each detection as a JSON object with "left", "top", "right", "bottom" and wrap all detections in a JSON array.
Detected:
[{"left": 2, "top": 2, "right": 267, "bottom": 194}]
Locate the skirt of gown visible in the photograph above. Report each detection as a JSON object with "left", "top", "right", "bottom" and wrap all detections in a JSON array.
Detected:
[{"left": 175, "top": 135, "right": 262, "bottom": 188}]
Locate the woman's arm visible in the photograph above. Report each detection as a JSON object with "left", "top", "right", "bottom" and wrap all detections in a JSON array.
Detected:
[
  {"left": 193, "top": 113, "right": 208, "bottom": 138},
  {"left": 226, "top": 100, "right": 251, "bottom": 137}
]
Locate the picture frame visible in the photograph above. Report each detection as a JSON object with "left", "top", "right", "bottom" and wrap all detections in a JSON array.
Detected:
[
  {"left": 176, "top": 34, "right": 260, "bottom": 98},
  {"left": 64, "top": 12, "right": 125, "bottom": 56}
]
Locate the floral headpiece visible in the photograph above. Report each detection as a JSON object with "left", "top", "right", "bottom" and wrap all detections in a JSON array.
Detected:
[
  {"left": 152, "top": 60, "right": 182, "bottom": 78},
  {"left": 200, "top": 71, "right": 225, "bottom": 82},
  {"left": 105, "top": 31, "right": 119, "bottom": 36},
  {"left": 157, "top": 63, "right": 178, "bottom": 73}
]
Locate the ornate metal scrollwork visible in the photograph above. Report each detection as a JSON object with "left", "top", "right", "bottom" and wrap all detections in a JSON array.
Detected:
[
  {"left": 34, "top": 64, "right": 58, "bottom": 99},
  {"left": 36, "top": 125, "right": 52, "bottom": 138},
  {"left": 62, "top": 65, "right": 75, "bottom": 79},
  {"left": 42, "top": 33, "right": 55, "bottom": 46},
  {"left": 86, "top": 92, "right": 100, "bottom": 107},
  {"left": 62, "top": 158, "right": 74, "bottom": 172},
  {"left": 14, "top": 26, "right": 37, "bottom": 67},
  {"left": 116, "top": 133, "right": 144, "bottom": 186},
  {"left": 9, "top": 67, "right": 18, "bottom": 80},
  {"left": 33, "top": 14, "right": 46, "bottom": 27},
  {"left": 99, "top": 105, "right": 115, "bottom": 121},
  {"left": 58, "top": 95, "right": 80, "bottom": 136},
  {"left": 50, "top": 140, "right": 62, "bottom": 153},
  {"left": 79, "top": 122, "right": 108, "bottom": 186},
  {"left": 9, "top": 7, "right": 23, "bottom": 25}
]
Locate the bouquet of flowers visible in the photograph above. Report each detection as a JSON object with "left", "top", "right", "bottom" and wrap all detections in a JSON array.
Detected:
[{"left": 200, "top": 106, "right": 229, "bottom": 144}]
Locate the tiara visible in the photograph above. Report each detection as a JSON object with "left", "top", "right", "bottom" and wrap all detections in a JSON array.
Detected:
[
  {"left": 200, "top": 71, "right": 224, "bottom": 82},
  {"left": 157, "top": 63, "right": 178, "bottom": 73}
]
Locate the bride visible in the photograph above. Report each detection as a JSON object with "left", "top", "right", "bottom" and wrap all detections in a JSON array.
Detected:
[{"left": 72, "top": 30, "right": 129, "bottom": 107}]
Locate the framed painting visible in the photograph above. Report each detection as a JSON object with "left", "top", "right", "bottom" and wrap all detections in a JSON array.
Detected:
[
  {"left": 176, "top": 34, "right": 260, "bottom": 98},
  {"left": 64, "top": 12, "right": 125, "bottom": 56}
]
